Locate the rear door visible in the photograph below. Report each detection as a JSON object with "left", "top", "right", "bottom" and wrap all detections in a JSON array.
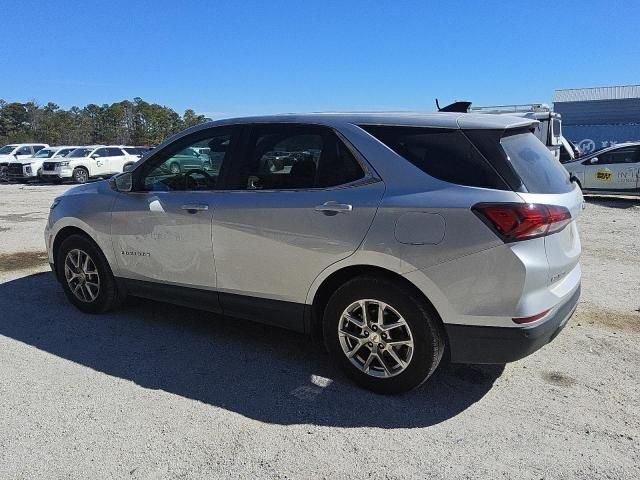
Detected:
[
  {"left": 211, "top": 123, "right": 385, "bottom": 329},
  {"left": 105, "top": 147, "right": 128, "bottom": 174},
  {"left": 91, "top": 148, "right": 112, "bottom": 176},
  {"left": 583, "top": 146, "right": 640, "bottom": 192}
]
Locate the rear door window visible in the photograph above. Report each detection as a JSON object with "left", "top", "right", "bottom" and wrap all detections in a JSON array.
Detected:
[
  {"left": 232, "top": 125, "right": 365, "bottom": 190},
  {"left": 360, "top": 125, "right": 508, "bottom": 190},
  {"left": 500, "top": 132, "right": 572, "bottom": 194}
]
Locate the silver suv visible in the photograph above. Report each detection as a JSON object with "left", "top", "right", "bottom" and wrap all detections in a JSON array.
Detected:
[{"left": 45, "top": 113, "right": 582, "bottom": 393}]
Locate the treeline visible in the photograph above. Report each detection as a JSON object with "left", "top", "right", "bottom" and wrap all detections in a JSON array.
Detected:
[{"left": 0, "top": 97, "right": 210, "bottom": 147}]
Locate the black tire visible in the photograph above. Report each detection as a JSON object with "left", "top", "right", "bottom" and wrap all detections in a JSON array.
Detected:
[
  {"left": 323, "top": 276, "right": 445, "bottom": 394},
  {"left": 72, "top": 167, "right": 89, "bottom": 184},
  {"left": 55, "top": 234, "right": 123, "bottom": 314}
]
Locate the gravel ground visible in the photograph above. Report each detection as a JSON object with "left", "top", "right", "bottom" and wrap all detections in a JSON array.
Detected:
[{"left": 0, "top": 182, "right": 638, "bottom": 479}]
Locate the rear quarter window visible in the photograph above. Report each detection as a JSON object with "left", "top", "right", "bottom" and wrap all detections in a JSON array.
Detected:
[
  {"left": 359, "top": 125, "right": 508, "bottom": 190},
  {"left": 500, "top": 132, "right": 573, "bottom": 194}
]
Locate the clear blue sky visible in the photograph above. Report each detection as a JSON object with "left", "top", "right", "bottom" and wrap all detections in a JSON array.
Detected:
[{"left": 2, "top": 0, "right": 639, "bottom": 118}]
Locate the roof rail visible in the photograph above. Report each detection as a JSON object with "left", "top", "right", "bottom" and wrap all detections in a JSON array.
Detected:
[{"left": 470, "top": 104, "right": 551, "bottom": 114}]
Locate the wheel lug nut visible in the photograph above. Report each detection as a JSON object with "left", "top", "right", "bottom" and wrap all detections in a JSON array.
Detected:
[
  {"left": 364, "top": 331, "right": 369, "bottom": 337},
  {"left": 372, "top": 325, "right": 377, "bottom": 331},
  {"left": 367, "top": 342, "right": 373, "bottom": 348},
  {"left": 378, "top": 343, "right": 384, "bottom": 350},
  {"left": 381, "top": 333, "right": 387, "bottom": 340}
]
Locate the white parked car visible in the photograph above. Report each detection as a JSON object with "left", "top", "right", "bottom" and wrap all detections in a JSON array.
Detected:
[
  {"left": 6, "top": 146, "right": 80, "bottom": 182},
  {"left": 0, "top": 143, "right": 49, "bottom": 181},
  {"left": 562, "top": 142, "right": 640, "bottom": 195},
  {"left": 41, "top": 145, "right": 139, "bottom": 184}
]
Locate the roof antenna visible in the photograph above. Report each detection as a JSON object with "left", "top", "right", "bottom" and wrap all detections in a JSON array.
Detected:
[{"left": 435, "top": 98, "right": 441, "bottom": 111}]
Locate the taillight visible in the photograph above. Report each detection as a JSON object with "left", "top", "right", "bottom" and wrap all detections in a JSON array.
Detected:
[{"left": 472, "top": 203, "right": 571, "bottom": 242}]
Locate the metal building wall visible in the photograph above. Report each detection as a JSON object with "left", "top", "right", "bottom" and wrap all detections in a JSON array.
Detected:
[
  {"left": 554, "top": 87, "right": 640, "bottom": 153},
  {"left": 554, "top": 99, "right": 640, "bottom": 125}
]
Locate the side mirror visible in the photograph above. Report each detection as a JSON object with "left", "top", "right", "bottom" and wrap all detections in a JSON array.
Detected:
[
  {"left": 112, "top": 172, "right": 133, "bottom": 192},
  {"left": 91, "top": 154, "right": 99, "bottom": 159},
  {"left": 124, "top": 163, "right": 134, "bottom": 172},
  {"left": 589, "top": 157, "right": 598, "bottom": 164}
]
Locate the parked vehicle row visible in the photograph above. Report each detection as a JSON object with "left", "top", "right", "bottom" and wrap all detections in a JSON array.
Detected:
[{"left": 0, "top": 144, "right": 154, "bottom": 183}]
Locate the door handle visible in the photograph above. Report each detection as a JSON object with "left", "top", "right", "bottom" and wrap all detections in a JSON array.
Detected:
[
  {"left": 181, "top": 203, "right": 209, "bottom": 213},
  {"left": 314, "top": 201, "right": 353, "bottom": 214}
]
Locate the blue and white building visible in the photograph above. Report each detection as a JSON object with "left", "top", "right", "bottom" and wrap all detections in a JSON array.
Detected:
[{"left": 553, "top": 85, "right": 640, "bottom": 154}]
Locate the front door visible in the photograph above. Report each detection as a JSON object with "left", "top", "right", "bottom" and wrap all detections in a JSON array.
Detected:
[
  {"left": 110, "top": 127, "right": 236, "bottom": 305},
  {"left": 211, "top": 124, "right": 385, "bottom": 329},
  {"left": 91, "top": 147, "right": 113, "bottom": 176},
  {"left": 583, "top": 146, "right": 640, "bottom": 192}
]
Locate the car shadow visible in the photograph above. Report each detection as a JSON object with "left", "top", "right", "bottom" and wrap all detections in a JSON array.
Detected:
[
  {"left": 585, "top": 195, "right": 640, "bottom": 209},
  {"left": 0, "top": 272, "right": 504, "bottom": 428}
]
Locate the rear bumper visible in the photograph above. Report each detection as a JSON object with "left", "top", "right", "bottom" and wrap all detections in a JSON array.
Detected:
[{"left": 445, "top": 285, "right": 580, "bottom": 364}]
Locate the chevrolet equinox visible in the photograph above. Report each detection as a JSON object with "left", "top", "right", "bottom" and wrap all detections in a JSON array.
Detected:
[{"left": 45, "top": 113, "right": 582, "bottom": 393}]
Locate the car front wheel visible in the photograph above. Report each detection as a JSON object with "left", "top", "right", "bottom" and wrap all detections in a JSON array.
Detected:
[
  {"left": 56, "top": 234, "right": 123, "bottom": 313},
  {"left": 72, "top": 167, "right": 89, "bottom": 184},
  {"left": 323, "top": 276, "right": 445, "bottom": 394}
]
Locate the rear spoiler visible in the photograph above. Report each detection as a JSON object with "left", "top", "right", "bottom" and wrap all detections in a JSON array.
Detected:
[{"left": 436, "top": 99, "right": 471, "bottom": 113}]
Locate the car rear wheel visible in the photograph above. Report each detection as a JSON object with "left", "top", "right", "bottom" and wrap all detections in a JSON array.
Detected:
[
  {"left": 72, "top": 167, "right": 89, "bottom": 184},
  {"left": 56, "top": 234, "right": 123, "bottom": 313},
  {"left": 323, "top": 276, "right": 445, "bottom": 394},
  {"left": 169, "top": 162, "right": 181, "bottom": 174}
]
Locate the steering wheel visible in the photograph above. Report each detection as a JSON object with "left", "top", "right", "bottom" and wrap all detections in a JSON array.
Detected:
[{"left": 184, "top": 169, "right": 215, "bottom": 190}]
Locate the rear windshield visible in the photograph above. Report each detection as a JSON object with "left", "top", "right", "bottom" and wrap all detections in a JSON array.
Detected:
[
  {"left": 359, "top": 125, "right": 508, "bottom": 190},
  {"left": 500, "top": 132, "right": 572, "bottom": 194}
]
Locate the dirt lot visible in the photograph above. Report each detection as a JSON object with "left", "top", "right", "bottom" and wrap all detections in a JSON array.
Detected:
[{"left": 0, "top": 182, "right": 638, "bottom": 479}]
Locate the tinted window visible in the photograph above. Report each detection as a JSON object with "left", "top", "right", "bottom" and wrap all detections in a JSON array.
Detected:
[
  {"left": 68, "top": 148, "right": 94, "bottom": 158},
  {"left": 56, "top": 149, "right": 74, "bottom": 157},
  {"left": 17, "top": 146, "right": 32, "bottom": 155},
  {"left": 93, "top": 148, "right": 110, "bottom": 157},
  {"left": 138, "top": 129, "right": 231, "bottom": 191},
  {"left": 233, "top": 125, "right": 364, "bottom": 190},
  {"left": 360, "top": 125, "right": 507, "bottom": 190},
  {"left": 595, "top": 147, "right": 639, "bottom": 165},
  {"left": 107, "top": 147, "right": 124, "bottom": 156},
  {"left": 500, "top": 133, "right": 572, "bottom": 194}
]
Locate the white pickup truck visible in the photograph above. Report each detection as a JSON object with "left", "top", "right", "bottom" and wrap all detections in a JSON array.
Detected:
[{"left": 41, "top": 145, "right": 139, "bottom": 183}]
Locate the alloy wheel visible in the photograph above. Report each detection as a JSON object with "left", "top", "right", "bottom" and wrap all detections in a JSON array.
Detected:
[
  {"left": 338, "top": 299, "right": 414, "bottom": 378},
  {"left": 75, "top": 169, "right": 88, "bottom": 183},
  {"left": 64, "top": 248, "right": 101, "bottom": 303}
]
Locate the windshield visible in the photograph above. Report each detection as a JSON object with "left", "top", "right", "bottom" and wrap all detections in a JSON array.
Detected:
[
  {"left": 34, "top": 149, "right": 55, "bottom": 158},
  {"left": 68, "top": 148, "right": 95, "bottom": 158},
  {"left": 55, "top": 148, "right": 74, "bottom": 157},
  {"left": 124, "top": 147, "right": 141, "bottom": 154},
  {"left": 0, "top": 145, "right": 17, "bottom": 154},
  {"left": 500, "top": 133, "right": 572, "bottom": 194}
]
